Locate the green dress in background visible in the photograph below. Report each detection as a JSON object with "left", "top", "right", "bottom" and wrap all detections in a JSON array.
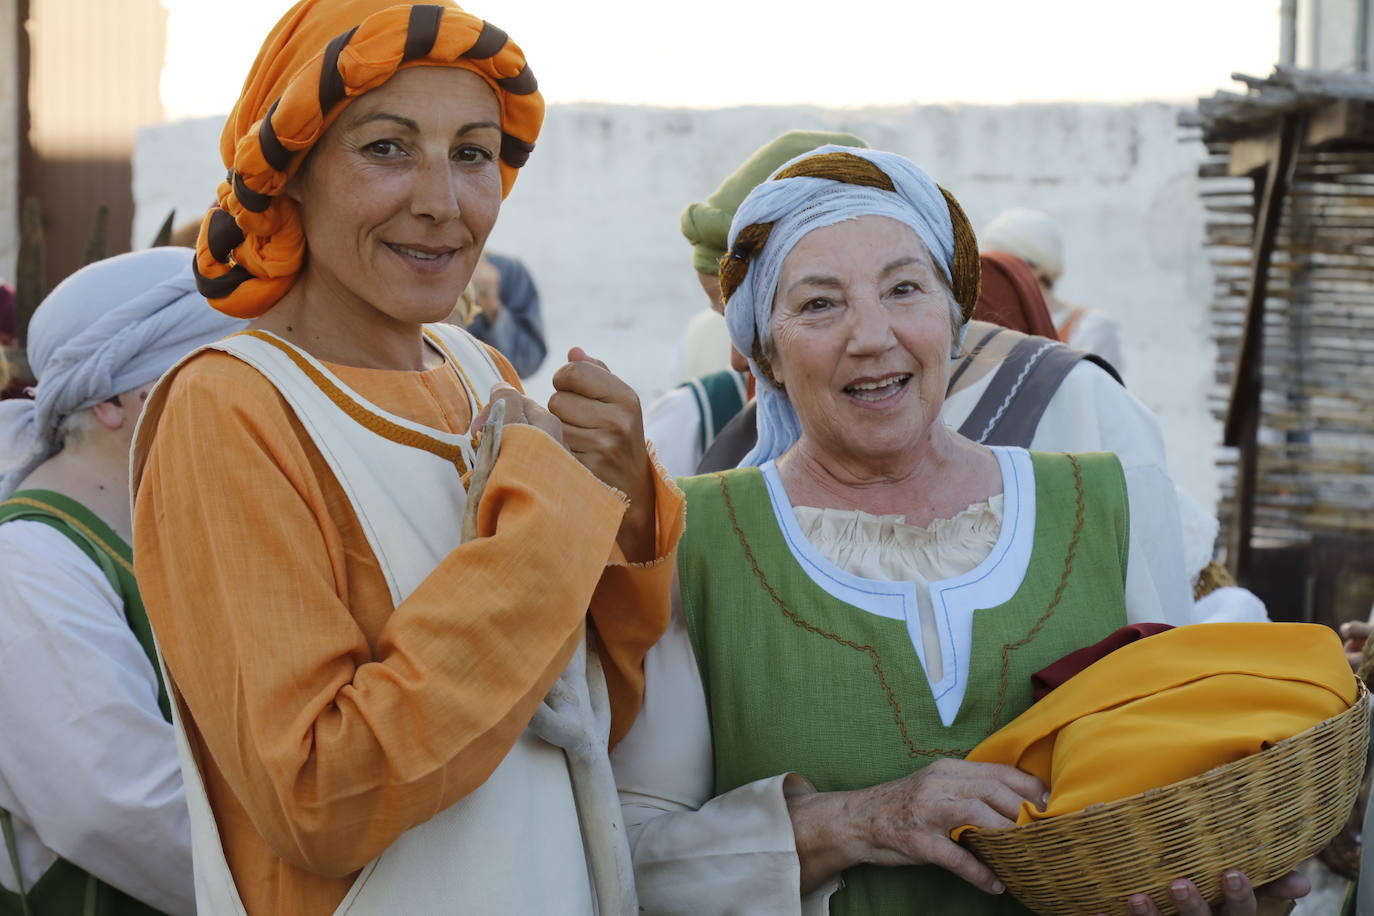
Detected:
[{"left": 0, "top": 490, "right": 171, "bottom": 916}]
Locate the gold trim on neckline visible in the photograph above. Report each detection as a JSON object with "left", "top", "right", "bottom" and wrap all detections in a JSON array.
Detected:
[
  {"left": 239, "top": 330, "right": 470, "bottom": 472},
  {"left": 423, "top": 327, "right": 489, "bottom": 414}
]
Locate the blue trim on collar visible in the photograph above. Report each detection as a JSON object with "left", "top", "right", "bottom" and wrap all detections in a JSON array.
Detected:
[{"left": 757, "top": 448, "right": 1035, "bottom": 726}]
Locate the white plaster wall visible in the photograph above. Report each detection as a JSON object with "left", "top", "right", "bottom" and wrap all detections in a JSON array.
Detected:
[
  {"left": 132, "top": 114, "right": 223, "bottom": 246},
  {"left": 1299, "top": 0, "right": 1371, "bottom": 70},
  {"left": 133, "top": 102, "right": 1220, "bottom": 513},
  {"left": 0, "top": 0, "right": 19, "bottom": 282}
]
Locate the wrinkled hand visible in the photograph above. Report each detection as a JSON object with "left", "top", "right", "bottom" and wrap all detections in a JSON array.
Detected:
[
  {"left": 861, "top": 759, "right": 1045, "bottom": 892},
  {"left": 549, "top": 348, "right": 655, "bottom": 561},
  {"left": 1340, "top": 619, "right": 1372, "bottom": 672},
  {"left": 793, "top": 758, "right": 1045, "bottom": 895},
  {"left": 1104, "top": 869, "right": 1309, "bottom": 916},
  {"left": 473, "top": 382, "right": 563, "bottom": 446}
]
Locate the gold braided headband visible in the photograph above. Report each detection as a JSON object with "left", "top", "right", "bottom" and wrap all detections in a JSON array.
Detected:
[{"left": 718, "top": 151, "right": 982, "bottom": 319}]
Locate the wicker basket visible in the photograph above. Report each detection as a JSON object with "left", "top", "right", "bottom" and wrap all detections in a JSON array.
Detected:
[{"left": 963, "top": 679, "right": 1369, "bottom": 916}]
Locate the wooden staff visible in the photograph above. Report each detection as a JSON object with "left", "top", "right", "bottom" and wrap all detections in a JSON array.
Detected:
[{"left": 457, "top": 397, "right": 637, "bottom": 913}]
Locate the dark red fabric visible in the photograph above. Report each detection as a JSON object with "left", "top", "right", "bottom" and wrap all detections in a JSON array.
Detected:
[
  {"left": 972, "top": 252, "right": 1059, "bottom": 340},
  {"left": 1031, "top": 623, "right": 1175, "bottom": 701}
]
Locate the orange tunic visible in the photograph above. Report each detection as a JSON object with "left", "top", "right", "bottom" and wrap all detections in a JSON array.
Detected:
[{"left": 132, "top": 345, "right": 682, "bottom": 914}]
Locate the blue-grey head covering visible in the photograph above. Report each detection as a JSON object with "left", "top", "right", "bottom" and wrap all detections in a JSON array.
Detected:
[
  {"left": 0, "top": 248, "right": 247, "bottom": 497},
  {"left": 723, "top": 145, "right": 967, "bottom": 467}
]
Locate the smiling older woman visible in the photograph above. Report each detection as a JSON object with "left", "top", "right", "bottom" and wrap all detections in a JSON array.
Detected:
[
  {"left": 129, "top": 2, "right": 681, "bottom": 915},
  {"left": 610, "top": 147, "right": 1306, "bottom": 916}
]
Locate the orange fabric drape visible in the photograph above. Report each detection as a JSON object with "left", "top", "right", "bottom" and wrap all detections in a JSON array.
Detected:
[
  {"left": 957, "top": 623, "right": 1356, "bottom": 834},
  {"left": 971, "top": 251, "right": 1059, "bottom": 340}
]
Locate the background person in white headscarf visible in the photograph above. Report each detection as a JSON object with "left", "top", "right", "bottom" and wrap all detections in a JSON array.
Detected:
[
  {"left": 0, "top": 247, "right": 244, "bottom": 915},
  {"left": 980, "top": 207, "right": 1125, "bottom": 374}
]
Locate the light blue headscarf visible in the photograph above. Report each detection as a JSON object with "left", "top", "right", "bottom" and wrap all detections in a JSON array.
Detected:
[
  {"left": 723, "top": 145, "right": 964, "bottom": 468},
  {"left": 0, "top": 248, "right": 247, "bottom": 498}
]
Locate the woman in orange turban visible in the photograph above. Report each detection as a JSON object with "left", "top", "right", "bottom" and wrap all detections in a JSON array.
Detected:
[{"left": 131, "top": 2, "right": 682, "bottom": 913}]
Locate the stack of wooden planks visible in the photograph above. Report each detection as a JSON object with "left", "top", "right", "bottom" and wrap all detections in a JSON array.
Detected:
[{"left": 1191, "top": 69, "right": 1374, "bottom": 553}]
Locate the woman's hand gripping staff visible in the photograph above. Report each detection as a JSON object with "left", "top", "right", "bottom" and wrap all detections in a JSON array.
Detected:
[
  {"left": 472, "top": 383, "right": 563, "bottom": 444},
  {"left": 550, "top": 348, "right": 657, "bottom": 562}
]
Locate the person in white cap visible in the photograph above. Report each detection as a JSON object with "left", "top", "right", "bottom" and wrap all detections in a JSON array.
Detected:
[
  {"left": 980, "top": 207, "right": 1125, "bottom": 373},
  {"left": 0, "top": 248, "right": 245, "bottom": 915}
]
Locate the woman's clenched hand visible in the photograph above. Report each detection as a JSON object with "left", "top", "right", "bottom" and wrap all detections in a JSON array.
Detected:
[
  {"left": 549, "top": 348, "right": 656, "bottom": 561},
  {"left": 474, "top": 383, "right": 563, "bottom": 445}
]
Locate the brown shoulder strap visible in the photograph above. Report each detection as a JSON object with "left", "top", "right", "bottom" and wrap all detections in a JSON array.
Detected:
[
  {"left": 958, "top": 339, "right": 1086, "bottom": 446},
  {"left": 946, "top": 325, "right": 1006, "bottom": 396},
  {"left": 696, "top": 400, "right": 759, "bottom": 474}
]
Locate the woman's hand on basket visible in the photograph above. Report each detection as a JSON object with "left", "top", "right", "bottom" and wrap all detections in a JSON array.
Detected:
[
  {"left": 786, "top": 758, "right": 1046, "bottom": 896},
  {"left": 474, "top": 383, "right": 564, "bottom": 444},
  {"left": 1102, "top": 869, "right": 1309, "bottom": 916},
  {"left": 548, "top": 348, "right": 657, "bottom": 562}
]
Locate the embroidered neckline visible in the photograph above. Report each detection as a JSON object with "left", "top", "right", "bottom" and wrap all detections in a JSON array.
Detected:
[{"left": 714, "top": 453, "right": 1088, "bottom": 756}]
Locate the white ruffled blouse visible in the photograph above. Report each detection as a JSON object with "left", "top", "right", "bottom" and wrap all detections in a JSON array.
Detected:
[
  {"left": 794, "top": 497, "right": 1001, "bottom": 581},
  {"left": 792, "top": 497, "right": 1003, "bottom": 685}
]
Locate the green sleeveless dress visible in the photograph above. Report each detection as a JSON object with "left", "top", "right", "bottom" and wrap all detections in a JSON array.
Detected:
[
  {"left": 677, "top": 450, "right": 1130, "bottom": 916},
  {"left": 0, "top": 490, "right": 171, "bottom": 916}
]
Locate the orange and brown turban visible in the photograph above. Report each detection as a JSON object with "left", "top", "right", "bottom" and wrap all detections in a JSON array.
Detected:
[{"left": 195, "top": 0, "right": 544, "bottom": 318}]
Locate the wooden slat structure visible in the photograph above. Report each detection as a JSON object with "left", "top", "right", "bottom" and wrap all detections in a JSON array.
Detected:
[
  {"left": 1186, "top": 67, "right": 1374, "bottom": 609},
  {"left": 19, "top": 0, "right": 166, "bottom": 292}
]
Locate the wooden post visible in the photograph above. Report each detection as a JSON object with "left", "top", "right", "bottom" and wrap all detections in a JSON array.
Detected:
[
  {"left": 149, "top": 209, "right": 175, "bottom": 248},
  {"left": 1224, "top": 115, "right": 1302, "bottom": 581},
  {"left": 15, "top": 0, "right": 35, "bottom": 209},
  {"left": 82, "top": 204, "right": 110, "bottom": 266},
  {"left": 14, "top": 196, "right": 44, "bottom": 349}
]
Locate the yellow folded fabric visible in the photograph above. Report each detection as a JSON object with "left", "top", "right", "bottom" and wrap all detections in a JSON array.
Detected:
[{"left": 956, "top": 623, "right": 1355, "bottom": 836}]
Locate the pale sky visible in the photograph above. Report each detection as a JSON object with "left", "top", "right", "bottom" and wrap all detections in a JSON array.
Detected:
[{"left": 160, "top": 0, "right": 1281, "bottom": 119}]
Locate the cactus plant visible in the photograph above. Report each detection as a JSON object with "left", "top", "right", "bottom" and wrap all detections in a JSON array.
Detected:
[
  {"left": 14, "top": 196, "right": 44, "bottom": 351},
  {"left": 82, "top": 204, "right": 110, "bottom": 266}
]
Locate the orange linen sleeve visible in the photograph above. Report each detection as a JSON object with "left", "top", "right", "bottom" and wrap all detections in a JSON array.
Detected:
[
  {"left": 592, "top": 451, "right": 685, "bottom": 747},
  {"left": 134, "top": 354, "right": 628, "bottom": 877},
  {"left": 487, "top": 342, "right": 685, "bottom": 749}
]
